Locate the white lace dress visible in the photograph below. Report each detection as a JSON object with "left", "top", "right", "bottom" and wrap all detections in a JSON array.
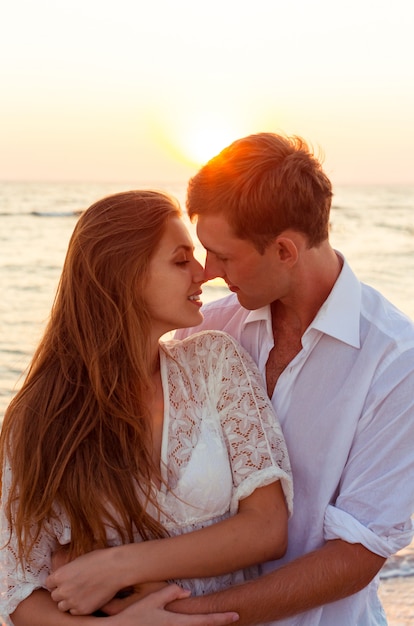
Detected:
[{"left": 0, "top": 330, "right": 293, "bottom": 623}]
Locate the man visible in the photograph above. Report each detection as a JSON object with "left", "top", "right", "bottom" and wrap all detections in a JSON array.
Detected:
[{"left": 172, "top": 133, "right": 414, "bottom": 624}]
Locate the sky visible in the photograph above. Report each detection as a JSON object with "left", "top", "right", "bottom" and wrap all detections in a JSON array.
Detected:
[{"left": 1, "top": 0, "right": 414, "bottom": 185}]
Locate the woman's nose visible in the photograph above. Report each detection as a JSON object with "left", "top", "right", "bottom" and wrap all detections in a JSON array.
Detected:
[{"left": 193, "top": 258, "right": 206, "bottom": 283}]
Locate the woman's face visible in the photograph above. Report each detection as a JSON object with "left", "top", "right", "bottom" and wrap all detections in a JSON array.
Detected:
[{"left": 143, "top": 216, "right": 205, "bottom": 339}]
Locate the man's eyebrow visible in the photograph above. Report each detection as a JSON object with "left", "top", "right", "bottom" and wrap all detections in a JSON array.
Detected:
[
  {"left": 199, "top": 242, "right": 221, "bottom": 254},
  {"left": 206, "top": 247, "right": 227, "bottom": 256}
]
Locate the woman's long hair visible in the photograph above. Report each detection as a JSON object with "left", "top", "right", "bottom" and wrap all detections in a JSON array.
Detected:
[{"left": 0, "top": 190, "right": 181, "bottom": 560}]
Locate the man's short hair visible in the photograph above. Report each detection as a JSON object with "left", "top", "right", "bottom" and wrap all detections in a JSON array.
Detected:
[{"left": 186, "top": 133, "right": 333, "bottom": 252}]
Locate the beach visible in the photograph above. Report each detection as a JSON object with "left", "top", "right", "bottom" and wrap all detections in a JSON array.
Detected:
[
  {"left": 379, "top": 544, "right": 414, "bottom": 624},
  {"left": 379, "top": 577, "right": 414, "bottom": 625}
]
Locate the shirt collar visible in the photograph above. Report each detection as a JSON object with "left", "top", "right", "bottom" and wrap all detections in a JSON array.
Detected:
[
  {"left": 244, "top": 306, "right": 271, "bottom": 324},
  {"left": 308, "top": 253, "right": 361, "bottom": 348},
  {"left": 243, "top": 306, "right": 273, "bottom": 341},
  {"left": 241, "top": 252, "right": 361, "bottom": 349}
]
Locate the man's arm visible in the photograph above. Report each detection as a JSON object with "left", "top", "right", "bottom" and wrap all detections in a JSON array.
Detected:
[{"left": 167, "top": 539, "right": 385, "bottom": 625}]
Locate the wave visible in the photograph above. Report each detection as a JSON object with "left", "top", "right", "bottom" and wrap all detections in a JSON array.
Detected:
[
  {"left": 380, "top": 546, "right": 414, "bottom": 579},
  {"left": 0, "top": 210, "right": 82, "bottom": 217},
  {"left": 30, "top": 210, "right": 83, "bottom": 217}
]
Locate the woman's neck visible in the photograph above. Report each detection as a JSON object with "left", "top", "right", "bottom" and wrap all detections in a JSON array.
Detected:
[{"left": 149, "top": 340, "right": 161, "bottom": 376}]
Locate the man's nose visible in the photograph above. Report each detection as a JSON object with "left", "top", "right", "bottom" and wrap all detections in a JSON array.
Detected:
[{"left": 204, "top": 253, "right": 224, "bottom": 281}]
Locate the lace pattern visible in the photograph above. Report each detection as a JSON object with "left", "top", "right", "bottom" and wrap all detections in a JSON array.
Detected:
[{"left": 0, "top": 330, "right": 292, "bottom": 619}]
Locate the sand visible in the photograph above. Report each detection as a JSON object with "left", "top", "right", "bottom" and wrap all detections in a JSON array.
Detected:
[{"left": 379, "top": 576, "right": 414, "bottom": 625}]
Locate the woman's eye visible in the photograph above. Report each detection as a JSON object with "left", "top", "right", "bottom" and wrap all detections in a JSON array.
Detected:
[{"left": 175, "top": 260, "right": 189, "bottom": 266}]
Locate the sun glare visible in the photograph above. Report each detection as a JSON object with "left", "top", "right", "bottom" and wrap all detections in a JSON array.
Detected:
[
  {"left": 150, "top": 106, "right": 278, "bottom": 175},
  {"left": 153, "top": 111, "right": 248, "bottom": 170},
  {"left": 182, "top": 125, "right": 237, "bottom": 166}
]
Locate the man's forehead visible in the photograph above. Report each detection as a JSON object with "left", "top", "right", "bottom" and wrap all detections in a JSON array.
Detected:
[
  {"left": 196, "top": 215, "right": 252, "bottom": 256},
  {"left": 196, "top": 213, "right": 235, "bottom": 237}
]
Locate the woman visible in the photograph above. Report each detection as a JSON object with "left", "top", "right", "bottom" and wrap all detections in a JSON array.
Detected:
[{"left": 0, "top": 190, "right": 292, "bottom": 626}]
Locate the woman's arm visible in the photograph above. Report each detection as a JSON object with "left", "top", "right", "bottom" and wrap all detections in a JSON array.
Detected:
[
  {"left": 11, "top": 586, "right": 239, "bottom": 626},
  {"left": 11, "top": 589, "right": 99, "bottom": 626},
  {"left": 46, "top": 480, "right": 288, "bottom": 616}
]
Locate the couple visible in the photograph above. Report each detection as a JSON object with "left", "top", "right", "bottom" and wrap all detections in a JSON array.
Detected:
[{"left": 1, "top": 133, "right": 414, "bottom": 626}]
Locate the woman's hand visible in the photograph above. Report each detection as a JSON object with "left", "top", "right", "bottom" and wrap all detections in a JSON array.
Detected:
[
  {"left": 46, "top": 547, "right": 124, "bottom": 615},
  {"left": 106, "top": 585, "right": 239, "bottom": 626}
]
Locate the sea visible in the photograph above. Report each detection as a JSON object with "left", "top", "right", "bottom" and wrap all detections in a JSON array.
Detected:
[{"left": 0, "top": 181, "right": 414, "bottom": 623}]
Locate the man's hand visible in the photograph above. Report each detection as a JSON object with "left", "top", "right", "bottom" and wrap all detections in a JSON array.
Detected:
[{"left": 106, "top": 585, "right": 239, "bottom": 626}]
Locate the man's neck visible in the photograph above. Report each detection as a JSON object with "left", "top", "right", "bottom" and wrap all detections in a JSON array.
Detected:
[
  {"left": 274, "top": 243, "right": 342, "bottom": 334},
  {"left": 265, "top": 243, "right": 343, "bottom": 396}
]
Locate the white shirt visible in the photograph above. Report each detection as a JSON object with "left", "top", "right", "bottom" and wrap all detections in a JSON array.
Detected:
[{"left": 176, "top": 255, "right": 414, "bottom": 625}]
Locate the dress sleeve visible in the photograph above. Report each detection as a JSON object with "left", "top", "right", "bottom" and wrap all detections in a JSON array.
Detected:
[
  {"left": 0, "top": 459, "right": 63, "bottom": 620},
  {"left": 202, "top": 331, "right": 293, "bottom": 515}
]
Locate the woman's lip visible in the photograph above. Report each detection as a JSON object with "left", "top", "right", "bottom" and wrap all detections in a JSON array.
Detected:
[
  {"left": 188, "top": 296, "right": 203, "bottom": 308},
  {"left": 188, "top": 292, "right": 203, "bottom": 306}
]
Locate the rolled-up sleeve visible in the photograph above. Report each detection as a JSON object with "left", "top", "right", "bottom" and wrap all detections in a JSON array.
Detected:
[{"left": 324, "top": 505, "right": 414, "bottom": 557}]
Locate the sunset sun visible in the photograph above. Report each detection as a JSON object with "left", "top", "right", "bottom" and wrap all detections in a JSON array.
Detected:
[
  {"left": 155, "top": 111, "right": 248, "bottom": 170},
  {"left": 182, "top": 124, "right": 237, "bottom": 166}
]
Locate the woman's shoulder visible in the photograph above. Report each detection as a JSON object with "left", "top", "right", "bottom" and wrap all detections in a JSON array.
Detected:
[
  {"left": 182, "top": 329, "right": 237, "bottom": 343},
  {"left": 163, "top": 329, "right": 241, "bottom": 354}
]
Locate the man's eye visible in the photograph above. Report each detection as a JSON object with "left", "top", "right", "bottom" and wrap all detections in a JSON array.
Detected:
[{"left": 176, "top": 260, "right": 189, "bottom": 265}]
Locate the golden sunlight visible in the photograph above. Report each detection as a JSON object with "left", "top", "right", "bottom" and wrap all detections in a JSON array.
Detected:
[
  {"left": 153, "top": 110, "right": 247, "bottom": 170},
  {"left": 181, "top": 124, "right": 238, "bottom": 166}
]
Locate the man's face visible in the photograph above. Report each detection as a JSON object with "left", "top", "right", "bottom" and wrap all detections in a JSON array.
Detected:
[{"left": 196, "top": 213, "right": 284, "bottom": 310}]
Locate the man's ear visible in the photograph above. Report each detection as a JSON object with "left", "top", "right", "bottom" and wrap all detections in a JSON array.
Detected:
[{"left": 273, "top": 235, "right": 299, "bottom": 265}]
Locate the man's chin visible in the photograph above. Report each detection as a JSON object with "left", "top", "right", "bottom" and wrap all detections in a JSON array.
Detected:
[{"left": 235, "top": 293, "right": 265, "bottom": 310}]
